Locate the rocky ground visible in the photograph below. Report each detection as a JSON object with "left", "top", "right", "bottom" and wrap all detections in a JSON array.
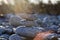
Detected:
[{"left": 0, "top": 13, "right": 60, "bottom": 40}]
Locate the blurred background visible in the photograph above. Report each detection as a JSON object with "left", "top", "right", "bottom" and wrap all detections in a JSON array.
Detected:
[{"left": 0, "top": 0, "right": 60, "bottom": 15}]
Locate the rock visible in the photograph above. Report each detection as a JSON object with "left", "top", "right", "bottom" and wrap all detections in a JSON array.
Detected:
[
  {"left": 43, "top": 16, "right": 58, "bottom": 24},
  {"left": 4, "top": 13, "right": 15, "bottom": 19},
  {"left": 58, "top": 38, "right": 60, "bottom": 40},
  {"left": 46, "top": 25, "right": 59, "bottom": 32},
  {"left": 9, "top": 15, "right": 22, "bottom": 27},
  {"left": 0, "top": 34, "right": 10, "bottom": 39},
  {"left": 1, "top": 23, "right": 14, "bottom": 29},
  {"left": 5, "top": 25, "right": 14, "bottom": 29},
  {"left": 5, "top": 28, "right": 13, "bottom": 34},
  {"left": 0, "top": 37, "right": 7, "bottom": 40},
  {"left": 15, "top": 27, "right": 44, "bottom": 37},
  {"left": 9, "top": 34, "right": 24, "bottom": 40},
  {"left": 57, "top": 28, "right": 60, "bottom": 33},
  {"left": 33, "top": 32, "right": 58, "bottom": 40},
  {"left": 0, "top": 19, "right": 6, "bottom": 25},
  {"left": 46, "top": 33, "right": 58, "bottom": 40},
  {"left": 57, "top": 15, "right": 60, "bottom": 21},
  {"left": 35, "top": 19, "right": 42, "bottom": 25},
  {"left": 0, "top": 25, "right": 5, "bottom": 28},
  {"left": 0, "top": 28, "right": 5, "bottom": 35},
  {"left": 35, "top": 19, "right": 48, "bottom": 27},
  {"left": 19, "top": 13, "right": 37, "bottom": 21},
  {"left": 57, "top": 34, "right": 60, "bottom": 38},
  {"left": 58, "top": 23, "right": 60, "bottom": 27},
  {"left": 21, "top": 21, "right": 39, "bottom": 27}
]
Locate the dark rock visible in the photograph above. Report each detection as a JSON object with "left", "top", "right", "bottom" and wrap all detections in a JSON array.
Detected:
[
  {"left": 58, "top": 38, "right": 60, "bottom": 40},
  {"left": 0, "top": 34, "right": 10, "bottom": 39},
  {"left": 46, "top": 25, "right": 59, "bottom": 32},
  {"left": 57, "top": 28, "right": 60, "bottom": 33},
  {"left": 0, "top": 37, "right": 7, "bottom": 40},
  {"left": 57, "top": 34, "right": 60, "bottom": 38},
  {"left": 57, "top": 15, "right": 60, "bottom": 21},
  {"left": 43, "top": 16, "right": 58, "bottom": 25},
  {"left": 5, "top": 28, "right": 13, "bottom": 34},
  {"left": 0, "top": 28, "right": 5, "bottom": 35},
  {"left": 46, "top": 33, "right": 58, "bottom": 40},
  {"left": 35, "top": 19, "right": 43, "bottom": 25}
]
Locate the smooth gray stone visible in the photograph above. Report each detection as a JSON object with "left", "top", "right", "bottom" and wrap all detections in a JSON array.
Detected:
[
  {"left": 9, "top": 15, "right": 22, "bottom": 27},
  {"left": 9, "top": 34, "right": 24, "bottom": 40},
  {"left": 20, "top": 21, "right": 39, "bottom": 27},
  {"left": 15, "top": 27, "right": 44, "bottom": 37}
]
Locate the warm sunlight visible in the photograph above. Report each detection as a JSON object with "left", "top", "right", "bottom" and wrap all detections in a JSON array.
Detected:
[
  {"left": 0, "top": 0, "right": 15, "bottom": 5},
  {"left": 29, "top": 0, "right": 60, "bottom": 4}
]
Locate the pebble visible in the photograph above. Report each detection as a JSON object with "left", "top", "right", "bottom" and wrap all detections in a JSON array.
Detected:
[{"left": 9, "top": 34, "right": 24, "bottom": 40}]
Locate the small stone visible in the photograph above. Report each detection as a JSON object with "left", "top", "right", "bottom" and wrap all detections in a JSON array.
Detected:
[
  {"left": 0, "top": 37, "right": 7, "bottom": 40},
  {"left": 0, "top": 28, "right": 5, "bottom": 35},
  {"left": 0, "top": 34, "right": 10, "bottom": 39},
  {"left": 9, "top": 34, "right": 24, "bottom": 40}
]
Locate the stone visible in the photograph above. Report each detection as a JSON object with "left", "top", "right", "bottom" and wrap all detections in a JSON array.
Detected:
[
  {"left": 9, "top": 34, "right": 24, "bottom": 40},
  {"left": 19, "top": 13, "right": 37, "bottom": 21},
  {"left": 9, "top": 15, "right": 22, "bottom": 27},
  {"left": 15, "top": 27, "right": 44, "bottom": 37}
]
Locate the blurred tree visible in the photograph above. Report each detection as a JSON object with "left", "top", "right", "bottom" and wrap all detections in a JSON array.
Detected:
[
  {"left": 0, "top": 0, "right": 59, "bottom": 15},
  {"left": 0, "top": 0, "right": 14, "bottom": 16},
  {"left": 14, "top": 0, "right": 32, "bottom": 13},
  {"left": 30, "top": 0, "right": 60, "bottom": 15}
]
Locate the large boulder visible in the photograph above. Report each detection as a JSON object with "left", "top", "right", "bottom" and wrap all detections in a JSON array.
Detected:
[{"left": 15, "top": 27, "right": 44, "bottom": 37}]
